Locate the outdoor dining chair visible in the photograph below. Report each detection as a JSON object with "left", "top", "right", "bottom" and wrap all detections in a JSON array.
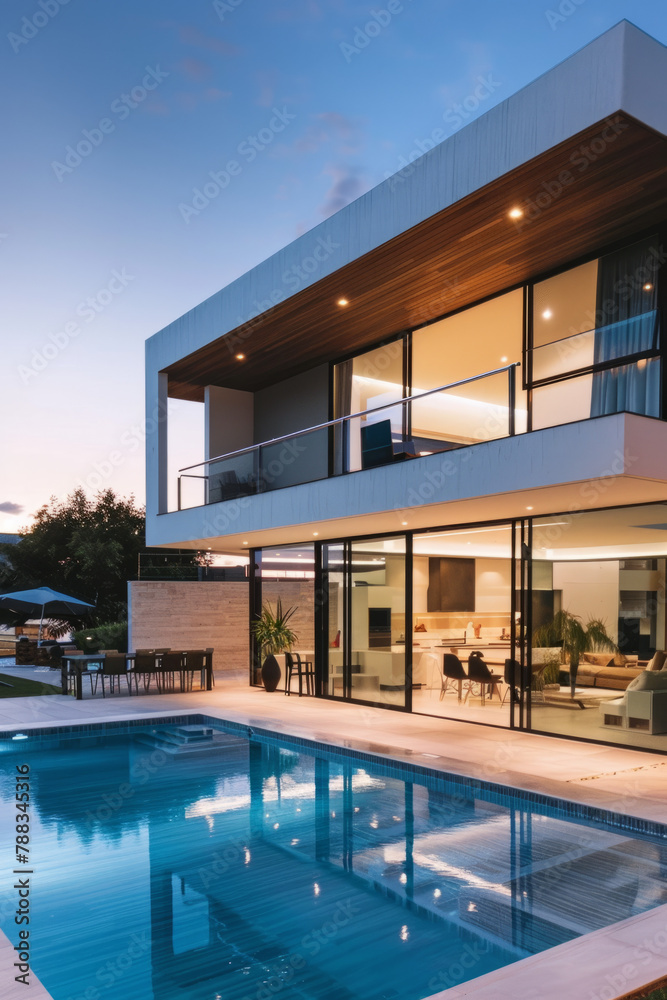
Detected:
[
  {"left": 182, "top": 650, "right": 206, "bottom": 691},
  {"left": 132, "top": 652, "right": 161, "bottom": 693},
  {"left": 99, "top": 654, "right": 132, "bottom": 697}
]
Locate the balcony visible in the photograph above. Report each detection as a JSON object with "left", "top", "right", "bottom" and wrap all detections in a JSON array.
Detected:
[{"left": 175, "top": 364, "right": 522, "bottom": 511}]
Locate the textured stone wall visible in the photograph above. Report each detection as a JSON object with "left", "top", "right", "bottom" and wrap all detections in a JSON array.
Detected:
[{"left": 128, "top": 581, "right": 249, "bottom": 678}]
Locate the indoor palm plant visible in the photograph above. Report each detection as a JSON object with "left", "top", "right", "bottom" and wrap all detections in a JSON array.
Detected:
[
  {"left": 251, "top": 599, "right": 298, "bottom": 692},
  {"left": 533, "top": 611, "right": 617, "bottom": 697}
]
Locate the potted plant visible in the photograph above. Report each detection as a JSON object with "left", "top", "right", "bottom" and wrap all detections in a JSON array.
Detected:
[
  {"left": 534, "top": 611, "right": 616, "bottom": 698},
  {"left": 251, "top": 599, "right": 298, "bottom": 692}
]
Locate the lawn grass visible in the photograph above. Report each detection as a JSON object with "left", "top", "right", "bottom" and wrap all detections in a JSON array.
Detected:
[
  {"left": 0, "top": 673, "right": 60, "bottom": 698},
  {"left": 624, "top": 982, "right": 667, "bottom": 1000}
]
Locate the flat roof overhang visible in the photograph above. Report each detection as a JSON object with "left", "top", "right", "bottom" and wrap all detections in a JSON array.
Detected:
[
  {"left": 165, "top": 113, "right": 667, "bottom": 402},
  {"left": 147, "top": 414, "right": 667, "bottom": 553}
]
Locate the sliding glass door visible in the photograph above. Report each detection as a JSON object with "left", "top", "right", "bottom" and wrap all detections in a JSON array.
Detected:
[{"left": 323, "top": 537, "right": 408, "bottom": 708}]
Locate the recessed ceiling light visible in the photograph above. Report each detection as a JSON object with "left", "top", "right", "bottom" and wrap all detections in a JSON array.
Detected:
[
  {"left": 542, "top": 309, "right": 553, "bottom": 320},
  {"left": 500, "top": 355, "right": 508, "bottom": 363},
  {"left": 235, "top": 353, "right": 246, "bottom": 360},
  {"left": 337, "top": 297, "right": 349, "bottom": 307},
  {"left": 313, "top": 532, "right": 319, "bottom": 536},
  {"left": 242, "top": 541, "right": 248, "bottom": 545},
  {"left": 644, "top": 283, "right": 654, "bottom": 291},
  {"left": 401, "top": 521, "right": 408, "bottom": 526},
  {"left": 508, "top": 207, "right": 523, "bottom": 219},
  {"left": 526, "top": 506, "right": 534, "bottom": 511},
  {"left": 297, "top": 554, "right": 302, "bottom": 557}
]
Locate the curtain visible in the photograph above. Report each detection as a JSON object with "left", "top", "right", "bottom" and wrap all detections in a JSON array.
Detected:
[
  {"left": 333, "top": 359, "right": 353, "bottom": 474},
  {"left": 590, "top": 238, "right": 660, "bottom": 417}
]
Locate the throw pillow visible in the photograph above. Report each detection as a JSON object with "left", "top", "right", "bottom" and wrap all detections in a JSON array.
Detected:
[
  {"left": 648, "top": 650, "right": 667, "bottom": 671},
  {"left": 627, "top": 670, "right": 667, "bottom": 691}
]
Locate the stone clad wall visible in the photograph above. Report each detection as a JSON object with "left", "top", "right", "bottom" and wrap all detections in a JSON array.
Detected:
[{"left": 128, "top": 581, "right": 249, "bottom": 678}]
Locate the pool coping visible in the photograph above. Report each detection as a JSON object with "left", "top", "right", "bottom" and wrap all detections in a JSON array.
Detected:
[{"left": 2, "top": 708, "right": 667, "bottom": 1000}]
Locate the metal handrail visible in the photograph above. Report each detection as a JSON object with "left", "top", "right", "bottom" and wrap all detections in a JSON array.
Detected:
[{"left": 178, "top": 363, "right": 520, "bottom": 474}]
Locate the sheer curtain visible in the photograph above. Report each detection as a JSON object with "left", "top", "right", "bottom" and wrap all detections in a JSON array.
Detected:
[{"left": 590, "top": 238, "right": 660, "bottom": 417}]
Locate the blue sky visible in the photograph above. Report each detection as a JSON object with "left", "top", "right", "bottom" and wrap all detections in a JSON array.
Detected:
[{"left": 1, "top": 0, "right": 666, "bottom": 531}]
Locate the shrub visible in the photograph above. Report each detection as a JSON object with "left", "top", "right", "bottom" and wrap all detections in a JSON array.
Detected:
[{"left": 73, "top": 621, "right": 128, "bottom": 653}]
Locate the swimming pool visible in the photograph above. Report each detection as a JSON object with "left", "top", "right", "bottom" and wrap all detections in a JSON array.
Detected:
[{"left": 1, "top": 715, "right": 666, "bottom": 1000}]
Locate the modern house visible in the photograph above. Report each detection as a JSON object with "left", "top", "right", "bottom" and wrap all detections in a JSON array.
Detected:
[{"left": 144, "top": 21, "right": 667, "bottom": 752}]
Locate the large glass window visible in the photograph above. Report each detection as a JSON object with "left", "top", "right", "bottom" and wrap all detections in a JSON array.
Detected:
[
  {"left": 253, "top": 544, "right": 315, "bottom": 692},
  {"left": 411, "top": 290, "right": 526, "bottom": 447},
  {"left": 324, "top": 537, "right": 407, "bottom": 708},
  {"left": 411, "top": 524, "right": 519, "bottom": 727},
  {"left": 333, "top": 340, "right": 404, "bottom": 473},
  {"left": 530, "top": 504, "right": 667, "bottom": 751},
  {"left": 531, "top": 237, "right": 661, "bottom": 429}
]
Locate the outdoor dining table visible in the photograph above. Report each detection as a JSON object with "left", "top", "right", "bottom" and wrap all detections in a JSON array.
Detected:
[
  {"left": 62, "top": 651, "right": 214, "bottom": 699},
  {"left": 60, "top": 653, "right": 106, "bottom": 700}
]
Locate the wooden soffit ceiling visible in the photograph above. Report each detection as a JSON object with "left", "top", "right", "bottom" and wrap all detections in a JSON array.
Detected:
[{"left": 167, "top": 114, "right": 667, "bottom": 402}]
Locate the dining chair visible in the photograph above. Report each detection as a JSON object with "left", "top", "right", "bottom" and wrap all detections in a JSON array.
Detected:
[
  {"left": 159, "top": 651, "right": 183, "bottom": 692},
  {"left": 99, "top": 654, "right": 132, "bottom": 697},
  {"left": 65, "top": 660, "right": 99, "bottom": 697},
  {"left": 466, "top": 652, "right": 502, "bottom": 705},
  {"left": 441, "top": 654, "right": 472, "bottom": 703},
  {"left": 205, "top": 648, "right": 215, "bottom": 688},
  {"left": 501, "top": 658, "right": 531, "bottom": 705},
  {"left": 183, "top": 650, "right": 206, "bottom": 691},
  {"left": 132, "top": 652, "right": 161, "bottom": 693},
  {"left": 295, "top": 652, "right": 315, "bottom": 696},
  {"left": 284, "top": 651, "right": 300, "bottom": 696}
]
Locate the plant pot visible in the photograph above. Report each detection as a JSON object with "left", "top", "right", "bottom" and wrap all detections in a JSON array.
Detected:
[
  {"left": 261, "top": 654, "right": 281, "bottom": 693},
  {"left": 569, "top": 661, "right": 578, "bottom": 699}
]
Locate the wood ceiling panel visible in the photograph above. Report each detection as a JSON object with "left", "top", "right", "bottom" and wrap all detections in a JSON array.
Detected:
[{"left": 167, "top": 115, "right": 667, "bottom": 401}]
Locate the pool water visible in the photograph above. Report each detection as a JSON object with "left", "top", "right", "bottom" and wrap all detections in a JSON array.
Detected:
[{"left": 1, "top": 720, "right": 666, "bottom": 1000}]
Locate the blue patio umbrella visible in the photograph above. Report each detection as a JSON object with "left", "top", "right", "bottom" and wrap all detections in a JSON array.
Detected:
[{"left": 0, "top": 587, "right": 95, "bottom": 641}]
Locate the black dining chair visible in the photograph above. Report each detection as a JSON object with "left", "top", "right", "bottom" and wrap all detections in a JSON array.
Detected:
[
  {"left": 295, "top": 652, "right": 315, "bottom": 696},
  {"left": 99, "top": 654, "right": 132, "bottom": 697},
  {"left": 501, "top": 658, "right": 531, "bottom": 705},
  {"left": 159, "top": 651, "right": 183, "bottom": 692},
  {"left": 132, "top": 652, "right": 160, "bottom": 693},
  {"left": 183, "top": 650, "right": 206, "bottom": 691},
  {"left": 441, "top": 653, "right": 472, "bottom": 702},
  {"left": 466, "top": 652, "right": 502, "bottom": 705}
]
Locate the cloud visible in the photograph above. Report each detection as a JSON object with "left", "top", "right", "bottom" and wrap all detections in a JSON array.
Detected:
[
  {"left": 295, "top": 112, "right": 364, "bottom": 155},
  {"left": 178, "top": 24, "right": 240, "bottom": 56},
  {"left": 175, "top": 88, "right": 231, "bottom": 111},
  {"left": 0, "top": 502, "right": 23, "bottom": 515},
  {"left": 178, "top": 57, "right": 212, "bottom": 81},
  {"left": 268, "top": 1, "right": 324, "bottom": 21},
  {"left": 319, "top": 164, "right": 367, "bottom": 218}
]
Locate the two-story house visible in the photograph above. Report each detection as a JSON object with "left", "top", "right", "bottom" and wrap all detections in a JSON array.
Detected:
[{"left": 144, "top": 21, "right": 667, "bottom": 751}]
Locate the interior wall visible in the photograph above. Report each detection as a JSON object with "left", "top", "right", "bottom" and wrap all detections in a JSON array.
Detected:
[
  {"left": 552, "top": 560, "right": 620, "bottom": 641},
  {"left": 205, "top": 385, "right": 254, "bottom": 458},
  {"left": 413, "top": 552, "right": 511, "bottom": 622},
  {"left": 475, "top": 557, "right": 512, "bottom": 612},
  {"left": 254, "top": 364, "right": 329, "bottom": 487}
]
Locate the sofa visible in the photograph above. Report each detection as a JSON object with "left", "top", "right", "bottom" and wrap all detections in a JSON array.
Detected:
[
  {"left": 600, "top": 657, "right": 667, "bottom": 734},
  {"left": 576, "top": 652, "right": 644, "bottom": 691}
]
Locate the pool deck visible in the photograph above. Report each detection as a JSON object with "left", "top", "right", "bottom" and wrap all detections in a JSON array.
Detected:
[{"left": 1, "top": 679, "right": 667, "bottom": 1000}]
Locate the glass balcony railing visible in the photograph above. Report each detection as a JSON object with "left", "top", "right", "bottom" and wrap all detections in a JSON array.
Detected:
[{"left": 176, "top": 363, "right": 522, "bottom": 511}]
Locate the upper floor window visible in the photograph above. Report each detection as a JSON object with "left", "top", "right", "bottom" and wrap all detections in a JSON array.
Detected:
[{"left": 530, "top": 236, "right": 661, "bottom": 429}]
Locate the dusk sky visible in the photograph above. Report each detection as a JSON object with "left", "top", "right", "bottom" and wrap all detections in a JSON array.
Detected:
[{"left": 2, "top": 0, "right": 666, "bottom": 533}]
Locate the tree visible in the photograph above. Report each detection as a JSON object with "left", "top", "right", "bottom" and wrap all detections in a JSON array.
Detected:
[{"left": 0, "top": 489, "right": 191, "bottom": 632}]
